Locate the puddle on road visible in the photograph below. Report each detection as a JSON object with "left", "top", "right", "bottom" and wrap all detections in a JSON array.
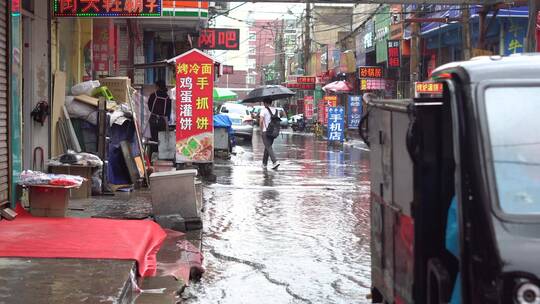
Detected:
[{"left": 183, "top": 133, "right": 371, "bottom": 304}]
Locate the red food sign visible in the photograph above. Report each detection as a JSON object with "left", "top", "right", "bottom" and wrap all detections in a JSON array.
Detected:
[
  {"left": 286, "top": 83, "right": 315, "bottom": 90},
  {"left": 304, "top": 96, "right": 314, "bottom": 119},
  {"left": 198, "top": 28, "right": 240, "bottom": 50},
  {"left": 320, "top": 95, "right": 337, "bottom": 125},
  {"left": 175, "top": 49, "right": 214, "bottom": 163},
  {"left": 415, "top": 82, "right": 444, "bottom": 95},
  {"left": 53, "top": 0, "right": 161, "bottom": 17},
  {"left": 297, "top": 76, "right": 316, "bottom": 84},
  {"left": 387, "top": 40, "right": 401, "bottom": 68},
  {"left": 358, "top": 66, "right": 383, "bottom": 79}
]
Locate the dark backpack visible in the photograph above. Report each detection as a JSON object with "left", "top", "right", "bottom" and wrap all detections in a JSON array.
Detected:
[{"left": 265, "top": 107, "right": 281, "bottom": 139}]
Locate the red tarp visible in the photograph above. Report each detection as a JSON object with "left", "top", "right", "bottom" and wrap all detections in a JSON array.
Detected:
[{"left": 0, "top": 206, "right": 166, "bottom": 277}]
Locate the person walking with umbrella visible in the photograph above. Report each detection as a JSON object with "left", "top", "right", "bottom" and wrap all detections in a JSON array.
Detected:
[{"left": 260, "top": 98, "right": 281, "bottom": 170}]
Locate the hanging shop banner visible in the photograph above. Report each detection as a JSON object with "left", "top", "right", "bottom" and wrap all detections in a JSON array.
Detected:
[
  {"left": 364, "top": 20, "right": 375, "bottom": 53},
  {"left": 387, "top": 40, "right": 401, "bottom": 69},
  {"left": 53, "top": 0, "right": 162, "bottom": 17},
  {"left": 360, "top": 78, "right": 386, "bottom": 91},
  {"left": 198, "top": 28, "right": 240, "bottom": 50},
  {"left": 321, "top": 95, "right": 338, "bottom": 125},
  {"left": 297, "top": 76, "right": 316, "bottom": 84},
  {"left": 503, "top": 20, "right": 526, "bottom": 55},
  {"left": 348, "top": 96, "right": 362, "bottom": 130},
  {"left": 415, "top": 82, "right": 444, "bottom": 96},
  {"left": 358, "top": 66, "right": 383, "bottom": 79},
  {"left": 327, "top": 107, "right": 345, "bottom": 142},
  {"left": 176, "top": 49, "right": 214, "bottom": 163},
  {"left": 304, "top": 96, "right": 314, "bottom": 119}
]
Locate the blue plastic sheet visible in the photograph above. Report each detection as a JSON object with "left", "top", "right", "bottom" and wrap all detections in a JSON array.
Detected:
[{"left": 214, "top": 114, "right": 235, "bottom": 147}]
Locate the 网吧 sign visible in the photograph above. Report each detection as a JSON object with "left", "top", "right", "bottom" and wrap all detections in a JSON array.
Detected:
[
  {"left": 198, "top": 28, "right": 240, "bottom": 50},
  {"left": 415, "top": 82, "right": 444, "bottom": 95},
  {"left": 53, "top": 0, "right": 162, "bottom": 17},
  {"left": 348, "top": 96, "right": 362, "bottom": 129},
  {"left": 358, "top": 66, "right": 383, "bottom": 79},
  {"left": 387, "top": 40, "right": 401, "bottom": 68},
  {"left": 175, "top": 49, "right": 214, "bottom": 163},
  {"left": 327, "top": 107, "right": 345, "bottom": 142}
]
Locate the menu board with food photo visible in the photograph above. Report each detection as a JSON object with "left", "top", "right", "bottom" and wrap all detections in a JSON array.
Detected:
[{"left": 175, "top": 49, "right": 214, "bottom": 163}]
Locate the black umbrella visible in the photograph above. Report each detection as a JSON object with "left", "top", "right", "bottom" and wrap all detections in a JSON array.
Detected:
[{"left": 241, "top": 85, "right": 295, "bottom": 103}]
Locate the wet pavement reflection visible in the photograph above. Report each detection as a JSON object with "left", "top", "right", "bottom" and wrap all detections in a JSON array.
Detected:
[{"left": 183, "top": 130, "right": 371, "bottom": 304}]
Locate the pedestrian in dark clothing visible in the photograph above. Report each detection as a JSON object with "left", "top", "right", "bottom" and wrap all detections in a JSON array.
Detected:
[
  {"left": 148, "top": 80, "right": 172, "bottom": 156},
  {"left": 260, "top": 98, "right": 280, "bottom": 170}
]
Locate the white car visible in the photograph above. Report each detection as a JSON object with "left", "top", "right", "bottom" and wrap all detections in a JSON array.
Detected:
[{"left": 218, "top": 103, "right": 254, "bottom": 139}]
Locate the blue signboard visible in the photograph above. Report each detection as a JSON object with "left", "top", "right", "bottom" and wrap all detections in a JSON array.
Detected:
[
  {"left": 348, "top": 96, "right": 362, "bottom": 130},
  {"left": 503, "top": 19, "right": 527, "bottom": 55},
  {"left": 327, "top": 106, "right": 345, "bottom": 142}
]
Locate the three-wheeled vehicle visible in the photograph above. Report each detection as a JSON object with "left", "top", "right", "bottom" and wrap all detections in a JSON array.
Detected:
[{"left": 362, "top": 55, "right": 540, "bottom": 304}]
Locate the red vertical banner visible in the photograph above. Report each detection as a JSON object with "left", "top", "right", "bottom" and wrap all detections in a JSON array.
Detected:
[
  {"left": 322, "top": 95, "right": 337, "bottom": 125},
  {"left": 318, "top": 99, "right": 326, "bottom": 125},
  {"left": 304, "top": 96, "right": 314, "bottom": 119},
  {"left": 175, "top": 49, "right": 214, "bottom": 163},
  {"left": 537, "top": 11, "right": 540, "bottom": 52}
]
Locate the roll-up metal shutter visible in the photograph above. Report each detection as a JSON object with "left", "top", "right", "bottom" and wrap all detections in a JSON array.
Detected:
[{"left": 0, "top": 0, "right": 9, "bottom": 205}]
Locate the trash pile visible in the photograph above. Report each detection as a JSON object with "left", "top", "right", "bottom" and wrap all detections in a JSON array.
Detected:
[
  {"left": 19, "top": 170, "right": 85, "bottom": 188},
  {"left": 52, "top": 75, "right": 149, "bottom": 193}
]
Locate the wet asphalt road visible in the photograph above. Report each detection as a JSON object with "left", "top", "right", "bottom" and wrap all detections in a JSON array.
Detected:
[{"left": 183, "top": 130, "right": 371, "bottom": 304}]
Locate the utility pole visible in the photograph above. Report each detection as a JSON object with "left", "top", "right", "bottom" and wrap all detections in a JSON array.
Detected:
[
  {"left": 462, "top": 4, "right": 472, "bottom": 60},
  {"left": 525, "top": 0, "right": 538, "bottom": 52},
  {"left": 304, "top": 1, "right": 311, "bottom": 75},
  {"left": 279, "top": 19, "right": 286, "bottom": 84}
]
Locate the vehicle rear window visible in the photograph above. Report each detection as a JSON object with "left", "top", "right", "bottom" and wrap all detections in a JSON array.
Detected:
[{"left": 485, "top": 87, "right": 540, "bottom": 215}]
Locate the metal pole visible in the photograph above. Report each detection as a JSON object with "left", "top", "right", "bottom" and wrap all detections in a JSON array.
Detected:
[
  {"left": 409, "top": 21, "right": 420, "bottom": 97},
  {"left": 304, "top": 1, "right": 311, "bottom": 75},
  {"left": 525, "top": 0, "right": 538, "bottom": 52},
  {"left": 462, "top": 4, "right": 472, "bottom": 60}
]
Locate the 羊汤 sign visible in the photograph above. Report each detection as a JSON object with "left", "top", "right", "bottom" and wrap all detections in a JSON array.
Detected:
[
  {"left": 358, "top": 66, "right": 383, "bottom": 79},
  {"left": 286, "top": 83, "right": 315, "bottom": 90},
  {"left": 387, "top": 40, "right": 401, "bottom": 68},
  {"left": 198, "top": 28, "right": 240, "bottom": 50},
  {"left": 53, "top": 0, "right": 161, "bottom": 17},
  {"left": 415, "top": 81, "right": 444, "bottom": 96},
  {"left": 297, "top": 76, "right": 316, "bottom": 84},
  {"left": 175, "top": 49, "right": 214, "bottom": 163}
]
